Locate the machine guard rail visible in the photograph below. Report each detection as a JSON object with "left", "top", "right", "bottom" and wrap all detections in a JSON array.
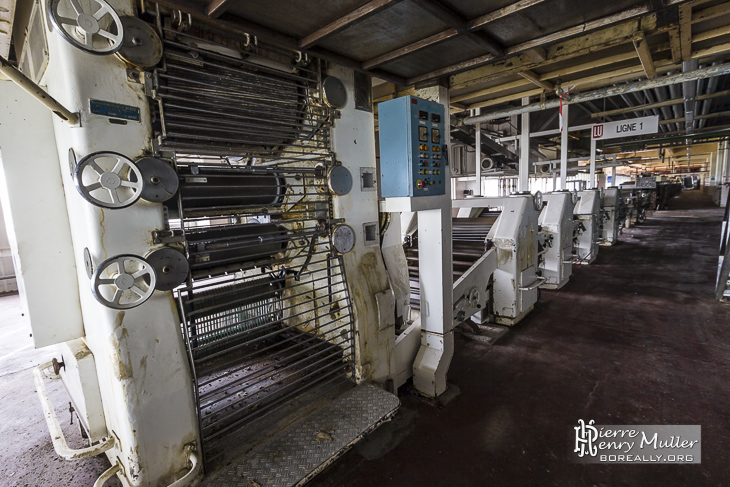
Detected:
[{"left": 33, "top": 361, "right": 115, "bottom": 460}]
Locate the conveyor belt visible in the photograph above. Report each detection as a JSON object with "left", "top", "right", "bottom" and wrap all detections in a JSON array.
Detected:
[{"left": 407, "top": 213, "right": 499, "bottom": 309}]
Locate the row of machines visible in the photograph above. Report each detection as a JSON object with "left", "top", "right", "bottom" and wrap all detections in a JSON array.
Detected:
[
  {"left": 394, "top": 183, "right": 626, "bottom": 336},
  {"left": 401, "top": 186, "right": 610, "bottom": 336},
  {"left": 2, "top": 0, "right": 673, "bottom": 483},
  {"left": 619, "top": 176, "right": 682, "bottom": 228},
  {"left": 2, "top": 2, "right": 453, "bottom": 486}
]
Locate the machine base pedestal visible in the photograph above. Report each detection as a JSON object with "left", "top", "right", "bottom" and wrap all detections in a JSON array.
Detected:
[{"left": 203, "top": 383, "right": 400, "bottom": 487}]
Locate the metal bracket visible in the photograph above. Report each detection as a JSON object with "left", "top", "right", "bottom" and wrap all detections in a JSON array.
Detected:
[
  {"left": 152, "top": 229, "right": 185, "bottom": 244},
  {"left": 34, "top": 362, "right": 115, "bottom": 460},
  {"left": 452, "top": 248, "right": 497, "bottom": 327}
]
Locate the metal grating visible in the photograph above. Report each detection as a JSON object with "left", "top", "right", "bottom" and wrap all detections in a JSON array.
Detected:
[
  {"left": 153, "top": 28, "right": 331, "bottom": 160},
  {"left": 151, "top": 20, "right": 357, "bottom": 470}
]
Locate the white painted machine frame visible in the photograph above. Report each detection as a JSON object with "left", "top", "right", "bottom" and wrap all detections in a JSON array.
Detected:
[
  {"left": 538, "top": 191, "right": 575, "bottom": 290},
  {"left": 601, "top": 187, "right": 621, "bottom": 246},
  {"left": 453, "top": 194, "right": 541, "bottom": 326},
  {"left": 573, "top": 189, "right": 602, "bottom": 264}
]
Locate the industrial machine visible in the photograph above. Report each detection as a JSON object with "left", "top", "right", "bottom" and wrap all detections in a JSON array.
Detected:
[
  {"left": 655, "top": 180, "right": 683, "bottom": 210},
  {"left": 621, "top": 179, "right": 655, "bottom": 226},
  {"left": 401, "top": 192, "right": 542, "bottom": 329},
  {"left": 600, "top": 187, "right": 621, "bottom": 246},
  {"left": 0, "top": 2, "right": 458, "bottom": 485},
  {"left": 573, "top": 189, "right": 602, "bottom": 264},
  {"left": 451, "top": 193, "right": 542, "bottom": 326},
  {"left": 538, "top": 191, "right": 576, "bottom": 289}
]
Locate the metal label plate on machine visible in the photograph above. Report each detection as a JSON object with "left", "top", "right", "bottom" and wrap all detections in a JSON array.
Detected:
[
  {"left": 378, "top": 95, "right": 446, "bottom": 197},
  {"left": 89, "top": 99, "right": 141, "bottom": 122}
]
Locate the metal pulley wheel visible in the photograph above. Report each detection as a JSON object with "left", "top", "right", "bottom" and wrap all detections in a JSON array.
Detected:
[
  {"left": 137, "top": 158, "right": 179, "bottom": 203},
  {"left": 146, "top": 247, "right": 189, "bottom": 291},
  {"left": 533, "top": 191, "right": 543, "bottom": 211},
  {"left": 74, "top": 152, "right": 143, "bottom": 209},
  {"left": 480, "top": 157, "right": 494, "bottom": 170},
  {"left": 116, "top": 16, "right": 163, "bottom": 68},
  {"left": 91, "top": 255, "right": 156, "bottom": 309},
  {"left": 48, "top": 0, "right": 124, "bottom": 55}
]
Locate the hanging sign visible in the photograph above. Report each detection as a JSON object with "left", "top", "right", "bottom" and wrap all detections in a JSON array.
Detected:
[{"left": 592, "top": 115, "right": 659, "bottom": 140}]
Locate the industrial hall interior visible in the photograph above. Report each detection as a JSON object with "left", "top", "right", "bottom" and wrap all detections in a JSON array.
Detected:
[{"left": 1, "top": 0, "right": 730, "bottom": 485}]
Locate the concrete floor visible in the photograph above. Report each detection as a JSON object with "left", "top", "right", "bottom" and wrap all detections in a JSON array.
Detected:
[
  {"left": 0, "top": 295, "right": 120, "bottom": 487},
  {"left": 0, "top": 189, "right": 727, "bottom": 486},
  {"left": 310, "top": 189, "right": 730, "bottom": 487}
]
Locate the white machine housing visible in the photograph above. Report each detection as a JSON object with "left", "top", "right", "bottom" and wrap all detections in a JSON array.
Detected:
[
  {"left": 538, "top": 191, "right": 575, "bottom": 290},
  {"left": 601, "top": 187, "right": 621, "bottom": 245},
  {"left": 453, "top": 194, "right": 541, "bottom": 326},
  {"left": 574, "top": 189, "right": 602, "bottom": 264}
]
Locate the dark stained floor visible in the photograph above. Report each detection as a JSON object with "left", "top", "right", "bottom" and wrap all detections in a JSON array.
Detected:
[{"left": 311, "top": 189, "right": 730, "bottom": 487}]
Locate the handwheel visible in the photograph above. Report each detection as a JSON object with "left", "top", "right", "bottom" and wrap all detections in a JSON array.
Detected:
[
  {"left": 74, "top": 152, "right": 143, "bottom": 208},
  {"left": 48, "top": 0, "right": 124, "bottom": 55},
  {"left": 91, "top": 255, "right": 156, "bottom": 309}
]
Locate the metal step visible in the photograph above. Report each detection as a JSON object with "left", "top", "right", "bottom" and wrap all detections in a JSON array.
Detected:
[{"left": 203, "top": 383, "right": 400, "bottom": 487}]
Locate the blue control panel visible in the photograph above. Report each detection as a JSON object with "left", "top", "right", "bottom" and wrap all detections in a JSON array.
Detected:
[{"left": 378, "top": 95, "right": 446, "bottom": 197}]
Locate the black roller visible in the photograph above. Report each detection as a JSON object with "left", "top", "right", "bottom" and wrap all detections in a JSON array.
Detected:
[
  {"left": 177, "top": 167, "right": 286, "bottom": 209},
  {"left": 187, "top": 223, "right": 289, "bottom": 269},
  {"left": 408, "top": 213, "right": 500, "bottom": 310}
]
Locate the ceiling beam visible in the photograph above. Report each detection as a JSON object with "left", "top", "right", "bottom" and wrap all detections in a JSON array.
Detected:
[
  {"left": 362, "top": 0, "right": 552, "bottom": 71},
  {"left": 467, "top": 0, "right": 548, "bottom": 31},
  {"left": 518, "top": 69, "right": 555, "bottom": 91},
  {"left": 438, "top": 0, "right": 724, "bottom": 89},
  {"left": 523, "top": 47, "right": 547, "bottom": 63},
  {"left": 668, "top": 27, "right": 682, "bottom": 63},
  {"left": 660, "top": 110, "right": 730, "bottom": 125},
  {"left": 416, "top": 8, "right": 658, "bottom": 87},
  {"left": 633, "top": 32, "right": 657, "bottom": 78},
  {"left": 462, "top": 63, "right": 666, "bottom": 110},
  {"left": 461, "top": 44, "right": 730, "bottom": 113},
  {"left": 693, "top": 2, "right": 730, "bottom": 23},
  {"left": 298, "top": 0, "right": 401, "bottom": 49},
  {"left": 443, "top": 13, "right": 655, "bottom": 89},
  {"left": 464, "top": 62, "right": 730, "bottom": 124},
  {"left": 678, "top": 3, "right": 692, "bottom": 61},
  {"left": 363, "top": 0, "right": 550, "bottom": 70},
  {"left": 408, "top": 0, "right": 504, "bottom": 57},
  {"left": 505, "top": 4, "right": 651, "bottom": 55},
  {"left": 362, "top": 28, "right": 459, "bottom": 70}
]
